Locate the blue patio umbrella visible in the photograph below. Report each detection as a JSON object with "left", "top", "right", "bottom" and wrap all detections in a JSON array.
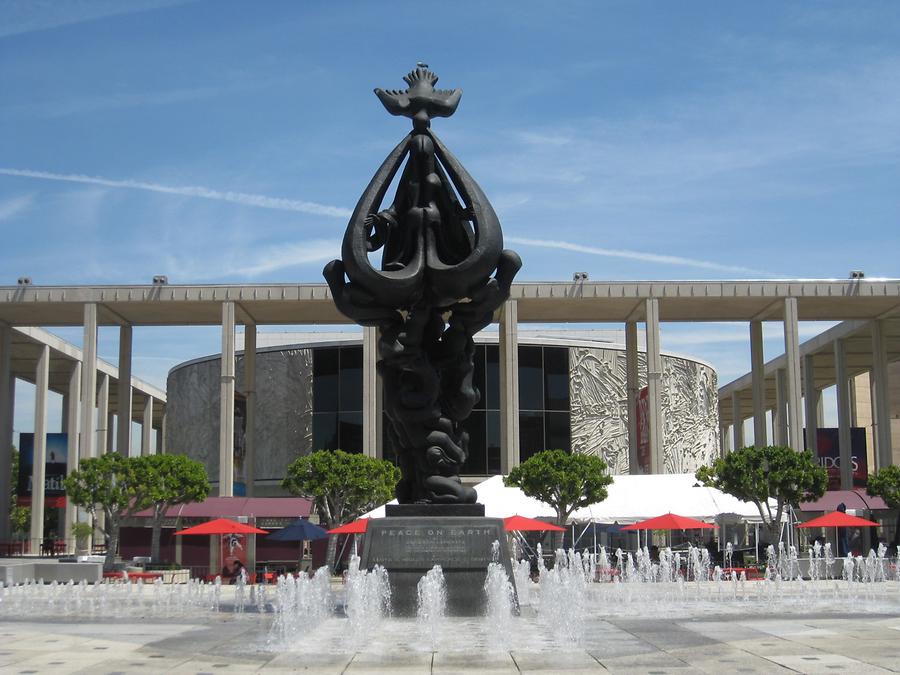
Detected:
[{"left": 267, "top": 518, "right": 329, "bottom": 542}]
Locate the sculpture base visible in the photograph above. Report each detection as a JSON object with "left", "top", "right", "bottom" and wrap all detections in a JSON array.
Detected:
[
  {"left": 359, "top": 512, "right": 517, "bottom": 617},
  {"left": 385, "top": 503, "right": 485, "bottom": 517}
]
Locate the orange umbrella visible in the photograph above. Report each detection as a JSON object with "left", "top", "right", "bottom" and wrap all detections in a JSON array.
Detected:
[
  {"left": 328, "top": 518, "right": 369, "bottom": 534},
  {"left": 797, "top": 511, "right": 879, "bottom": 528},
  {"left": 620, "top": 513, "right": 716, "bottom": 531},
  {"left": 504, "top": 515, "right": 566, "bottom": 532},
  {"left": 173, "top": 517, "right": 267, "bottom": 535}
]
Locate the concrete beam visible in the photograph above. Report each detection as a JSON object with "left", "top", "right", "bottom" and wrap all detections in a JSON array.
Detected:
[
  {"left": 499, "top": 300, "right": 520, "bottom": 473},
  {"left": 80, "top": 303, "right": 97, "bottom": 460},
  {"left": 30, "top": 344, "right": 49, "bottom": 553},
  {"left": 645, "top": 298, "right": 664, "bottom": 473},
  {"left": 750, "top": 321, "right": 767, "bottom": 446},
  {"left": 244, "top": 323, "right": 256, "bottom": 494},
  {"left": 834, "top": 339, "right": 853, "bottom": 489},
  {"left": 783, "top": 298, "right": 804, "bottom": 451},
  {"left": 116, "top": 324, "right": 132, "bottom": 456},
  {"left": 625, "top": 321, "right": 640, "bottom": 472},
  {"left": 219, "top": 301, "right": 235, "bottom": 496}
]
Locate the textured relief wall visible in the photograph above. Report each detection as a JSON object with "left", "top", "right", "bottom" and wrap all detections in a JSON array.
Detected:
[
  {"left": 166, "top": 348, "right": 314, "bottom": 483},
  {"left": 570, "top": 347, "right": 718, "bottom": 474}
]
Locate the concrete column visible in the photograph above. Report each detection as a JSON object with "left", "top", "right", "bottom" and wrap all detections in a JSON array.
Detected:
[
  {"left": 63, "top": 362, "right": 81, "bottom": 550},
  {"left": 244, "top": 324, "right": 257, "bottom": 494},
  {"left": 96, "top": 373, "right": 109, "bottom": 456},
  {"left": 30, "top": 344, "right": 50, "bottom": 554},
  {"left": 0, "top": 324, "right": 14, "bottom": 542},
  {"left": 156, "top": 428, "right": 163, "bottom": 456},
  {"left": 645, "top": 298, "right": 664, "bottom": 473},
  {"left": 870, "top": 320, "right": 893, "bottom": 469},
  {"left": 625, "top": 321, "right": 640, "bottom": 473},
  {"left": 499, "top": 300, "right": 520, "bottom": 473},
  {"left": 106, "top": 412, "right": 115, "bottom": 456},
  {"left": 719, "top": 423, "right": 728, "bottom": 456},
  {"left": 141, "top": 395, "right": 153, "bottom": 455},
  {"left": 774, "top": 369, "right": 788, "bottom": 446},
  {"left": 362, "top": 326, "right": 379, "bottom": 458},
  {"left": 834, "top": 340, "right": 853, "bottom": 489},
  {"left": 731, "top": 393, "right": 744, "bottom": 450},
  {"left": 219, "top": 301, "right": 235, "bottom": 496},
  {"left": 116, "top": 325, "right": 133, "bottom": 456},
  {"left": 783, "top": 298, "right": 804, "bottom": 451},
  {"left": 750, "top": 321, "right": 767, "bottom": 446},
  {"left": 803, "top": 354, "right": 819, "bottom": 454},
  {"left": 80, "top": 303, "right": 98, "bottom": 460}
]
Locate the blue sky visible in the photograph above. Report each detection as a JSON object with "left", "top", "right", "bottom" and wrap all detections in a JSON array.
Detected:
[{"left": 2, "top": 1, "right": 899, "bottom": 439}]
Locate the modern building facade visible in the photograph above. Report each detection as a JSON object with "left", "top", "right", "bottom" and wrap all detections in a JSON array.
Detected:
[{"left": 166, "top": 330, "right": 719, "bottom": 495}]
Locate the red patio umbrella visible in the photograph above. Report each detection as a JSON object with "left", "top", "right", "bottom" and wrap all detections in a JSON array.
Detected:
[
  {"left": 797, "top": 511, "right": 879, "bottom": 528},
  {"left": 620, "top": 513, "right": 716, "bottom": 531},
  {"left": 173, "top": 517, "right": 268, "bottom": 536},
  {"left": 327, "top": 518, "right": 369, "bottom": 535},
  {"left": 503, "top": 515, "right": 566, "bottom": 532}
]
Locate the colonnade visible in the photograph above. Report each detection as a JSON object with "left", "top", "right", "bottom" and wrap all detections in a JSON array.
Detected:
[
  {"left": 0, "top": 309, "right": 165, "bottom": 551},
  {"left": 723, "top": 308, "right": 894, "bottom": 486}
]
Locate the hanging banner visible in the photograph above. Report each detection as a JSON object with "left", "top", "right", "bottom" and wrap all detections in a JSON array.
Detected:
[
  {"left": 805, "top": 427, "right": 868, "bottom": 490},
  {"left": 17, "top": 432, "right": 68, "bottom": 505},
  {"left": 220, "top": 532, "right": 248, "bottom": 580},
  {"left": 233, "top": 392, "right": 247, "bottom": 496},
  {"left": 636, "top": 386, "right": 651, "bottom": 473}
]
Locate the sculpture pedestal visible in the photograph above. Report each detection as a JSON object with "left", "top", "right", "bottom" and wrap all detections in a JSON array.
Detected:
[{"left": 359, "top": 504, "right": 518, "bottom": 616}]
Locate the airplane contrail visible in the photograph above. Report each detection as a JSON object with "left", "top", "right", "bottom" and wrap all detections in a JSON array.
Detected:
[{"left": 0, "top": 167, "right": 351, "bottom": 218}]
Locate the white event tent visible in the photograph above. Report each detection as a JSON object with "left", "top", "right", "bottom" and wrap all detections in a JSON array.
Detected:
[{"left": 363, "top": 473, "right": 770, "bottom": 524}]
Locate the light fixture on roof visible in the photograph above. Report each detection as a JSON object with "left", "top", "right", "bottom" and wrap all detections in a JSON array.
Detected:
[
  {"left": 573, "top": 272, "right": 589, "bottom": 282},
  {"left": 17, "top": 277, "right": 31, "bottom": 285},
  {"left": 849, "top": 270, "right": 865, "bottom": 279},
  {"left": 152, "top": 275, "right": 169, "bottom": 285}
]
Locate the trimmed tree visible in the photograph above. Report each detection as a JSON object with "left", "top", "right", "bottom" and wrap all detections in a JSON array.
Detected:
[
  {"left": 63, "top": 453, "right": 149, "bottom": 571},
  {"left": 133, "top": 454, "right": 210, "bottom": 562},
  {"left": 695, "top": 445, "right": 828, "bottom": 545},
  {"left": 867, "top": 465, "right": 900, "bottom": 547},
  {"left": 282, "top": 449, "right": 400, "bottom": 569},
  {"left": 505, "top": 449, "right": 613, "bottom": 549}
]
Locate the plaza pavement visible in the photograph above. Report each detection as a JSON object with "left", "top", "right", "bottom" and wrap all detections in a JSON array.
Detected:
[{"left": 1, "top": 609, "right": 899, "bottom": 674}]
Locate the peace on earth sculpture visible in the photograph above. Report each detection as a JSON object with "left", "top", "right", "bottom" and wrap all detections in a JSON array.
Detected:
[{"left": 324, "top": 65, "right": 521, "bottom": 505}]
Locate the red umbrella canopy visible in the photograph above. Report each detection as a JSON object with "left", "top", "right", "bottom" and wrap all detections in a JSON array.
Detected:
[
  {"left": 504, "top": 515, "right": 566, "bottom": 532},
  {"left": 328, "top": 518, "right": 369, "bottom": 534},
  {"left": 621, "top": 513, "right": 716, "bottom": 531},
  {"left": 798, "top": 511, "right": 879, "bottom": 528},
  {"left": 173, "top": 518, "right": 268, "bottom": 536}
]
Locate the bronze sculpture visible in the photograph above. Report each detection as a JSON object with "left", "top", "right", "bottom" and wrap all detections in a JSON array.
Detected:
[{"left": 324, "top": 65, "right": 521, "bottom": 504}]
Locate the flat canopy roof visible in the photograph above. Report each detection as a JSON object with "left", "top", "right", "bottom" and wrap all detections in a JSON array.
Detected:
[
  {"left": 1, "top": 279, "right": 899, "bottom": 326},
  {"left": 134, "top": 496, "right": 313, "bottom": 519}
]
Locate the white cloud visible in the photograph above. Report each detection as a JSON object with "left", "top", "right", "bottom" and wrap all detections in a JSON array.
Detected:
[
  {"left": 234, "top": 240, "right": 340, "bottom": 277},
  {"left": 0, "top": 193, "right": 34, "bottom": 221},
  {"left": 0, "top": 0, "right": 191, "bottom": 38},
  {"left": 0, "top": 168, "right": 351, "bottom": 218},
  {"left": 506, "top": 236, "right": 770, "bottom": 276}
]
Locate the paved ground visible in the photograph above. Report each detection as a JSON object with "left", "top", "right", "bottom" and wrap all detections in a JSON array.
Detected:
[
  {"left": 2, "top": 610, "right": 900, "bottom": 673},
  {"left": 1, "top": 582, "right": 900, "bottom": 673}
]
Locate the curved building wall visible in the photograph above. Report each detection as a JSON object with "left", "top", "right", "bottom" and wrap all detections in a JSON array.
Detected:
[
  {"left": 166, "top": 334, "right": 718, "bottom": 490},
  {"left": 569, "top": 347, "right": 718, "bottom": 474}
]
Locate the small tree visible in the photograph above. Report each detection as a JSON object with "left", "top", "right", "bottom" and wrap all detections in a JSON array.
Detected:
[
  {"left": 867, "top": 465, "right": 900, "bottom": 547},
  {"left": 283, "top": 449, "right": 400, "bottom": 568},
  {"left": 696, "top": 445, "right": 827, "bottom": 545},
  {"left": 133, "top": 454, "right": 210, "bottom": 563},
  {"left": 64, "top": 454, "right": 149, "bottom": 571},
  {"left": 505, "top": 449, "right": 613, "bottom": 549}
]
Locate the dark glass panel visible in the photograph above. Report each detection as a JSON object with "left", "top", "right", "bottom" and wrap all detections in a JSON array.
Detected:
[
  {"left": 543, "top": 347, "right": 570, "bottom": 411},
  {"left": 339, "top": 347, "right": 363, "bottom": 412},
  {"left": 487, "top": 410, "right": 501, "bottom": 475},
  {"left": 518, "top": 346, "right": 543, "bottom": 411},
  {"left": 313, "top": 348, "right": 339, "bottom": 413},
  {"left": 519, "top": 411, "right": 544, "bottom": 463},
  {"left": 544, "top": 411, "right": 571, "bottom": 453},
  {"left": 312, "top": 412, "right": 338, "bottom": 451},
  {"left": 338, "top": 411, "right": 363, "bottom": 454},
  {"left": 472, "top": 345, "right": 486, "bottom": 410},
  {"left": 460, "top": 411, "right": 486, "bottom": 475},
  {"left": 485, "top": 346, "right": 499, "bottom": 410}
]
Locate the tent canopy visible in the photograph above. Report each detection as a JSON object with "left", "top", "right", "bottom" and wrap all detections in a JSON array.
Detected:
[
  {"left": 267, "top": 518, "right": 329, "bottom": 542},
  {"left": 173, "top": 518, "right": 267, "bottom": 536},
  {"left": 363, "top": 474, "right": 773, "bottom": 525}
]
